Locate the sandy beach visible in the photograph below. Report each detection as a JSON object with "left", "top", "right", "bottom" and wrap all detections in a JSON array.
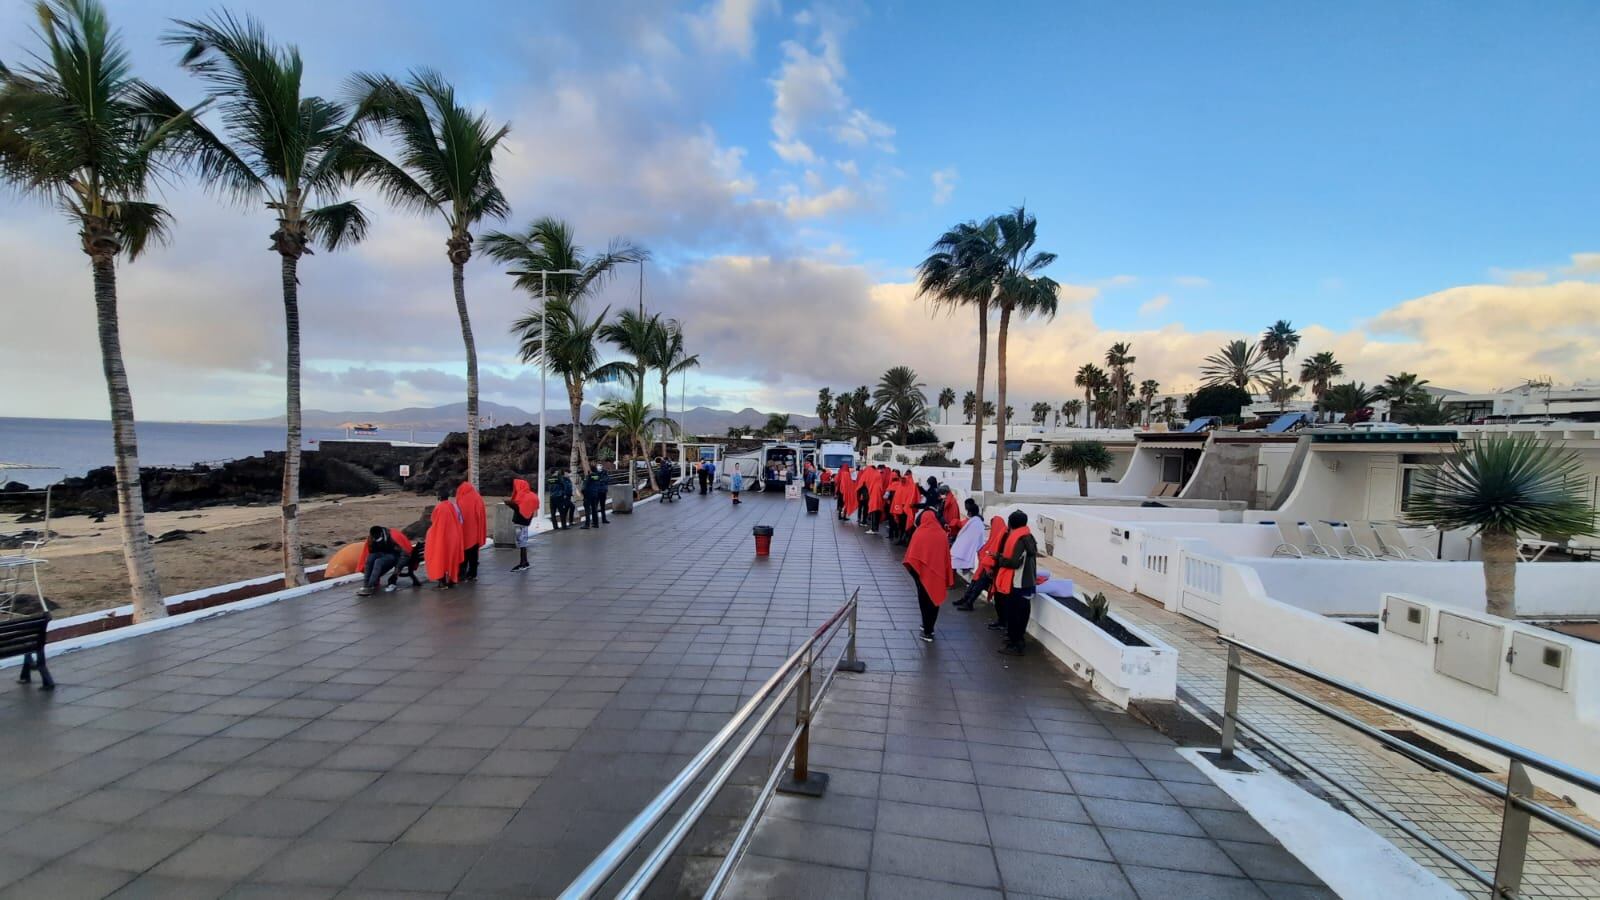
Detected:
[{"left": 6, "top": 493, "right": 460, "bottom": 618}]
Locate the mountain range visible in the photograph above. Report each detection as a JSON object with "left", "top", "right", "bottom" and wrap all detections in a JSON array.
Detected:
[{"left": 227, "top": 401, "right": 821, "bottom": 435}]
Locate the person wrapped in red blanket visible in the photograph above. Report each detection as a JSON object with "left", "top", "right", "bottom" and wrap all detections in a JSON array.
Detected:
[
  {"left": 425, "top": 487, "right": 465, "bottom": 590},
  {"left": 904, "top": 507, "right": 954, "bottom": 643}
]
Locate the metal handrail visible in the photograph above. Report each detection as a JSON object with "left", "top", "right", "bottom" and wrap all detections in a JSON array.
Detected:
[
  {"left": 1219, "top": 636, "right": 1600, "bottom": 899},
  {"left": 559, "top": 588, "right": 865, "bottom": 900}
]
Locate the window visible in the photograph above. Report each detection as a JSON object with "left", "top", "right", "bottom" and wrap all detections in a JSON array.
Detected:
[
  {"left": 1399, "top": 456, "right": 1444, "bottom": 512},
  {"left": 1160, "top": 454, "right": 1183, "bottom": 484}
]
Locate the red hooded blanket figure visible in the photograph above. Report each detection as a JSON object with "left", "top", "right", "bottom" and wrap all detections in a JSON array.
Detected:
[
  {"left": 456, "top": 482, "right": 488, "bottom": 550},
  {"left": 942, "top": 491, "right": 963, "bottom": 538},
  {"left": 905, "top": 508, "right": 954, "bottom": 599},
  {"left": 866, "top": 466, "right": 887, "bottom": 515},
  {"left": 425, "top": 495, "right": 466, "bottom": 585},
  {"left": 975, "top": 516, "right": 1008, "bottom": 579},
  {"left": 840, "top": 465, "right": 858, "bottom": 517},
  {"left": 357, "top": 528, "right": 413, "bottom": 574},
  {"left": 510, "top": 478, "right": 540, "bottom": 521}
]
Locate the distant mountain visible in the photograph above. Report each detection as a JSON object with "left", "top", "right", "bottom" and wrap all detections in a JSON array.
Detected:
[{"left": 226, "top": 401, "right": 819, "bottom": 435}]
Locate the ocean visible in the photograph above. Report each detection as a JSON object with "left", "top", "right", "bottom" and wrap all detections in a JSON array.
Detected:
[{"left": 0, "top": 418, "right": 446, "bottom": 487}]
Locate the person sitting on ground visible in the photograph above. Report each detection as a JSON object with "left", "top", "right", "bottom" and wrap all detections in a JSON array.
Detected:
[
  {"left": 425, "top": 487, "right": 466, "bottom": 590},
  {"left": 905, "top": 506, "right": 954, "bottom": 643},
  {"left": 950, "top": 500, "right": 985, "bottom": 577},
  {"left": 955, "top": 515, "right": 1008, "bottom": 613},
  {"left": 506, "top": 478, "right": 540, "bottom": 572},
  {"left": 355, "top": 525, "right": 413, "bottom": 596},
  {"left": 992, "top": 510, "right": 1039, "bottom": 656},
  {"left": 455, "top": 481, "right": 487, "bottom": 582}
]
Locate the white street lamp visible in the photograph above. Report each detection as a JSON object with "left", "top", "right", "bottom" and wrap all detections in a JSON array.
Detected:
[{"left": 536, "top": 268, "right": 584, "bottom": 531}]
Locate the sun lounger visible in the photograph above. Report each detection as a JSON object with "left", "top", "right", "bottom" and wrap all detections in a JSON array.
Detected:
[
  {"left": 1373, "top": 522, "right": 1436, "bottom": 561},
  {"left": 1517, "top": 532, "right": 1560, "bottom": 562},
  {"left": 1271, "top": 520, "right": 1311, "bottom": 558},
  {"left": 1307, "top": 521, "right": 1351, "bottom": 559},
  {"left": 1346, "top": 521, "right": 1394, "bottom": 560}
]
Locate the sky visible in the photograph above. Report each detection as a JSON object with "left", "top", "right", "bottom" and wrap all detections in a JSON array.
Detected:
[{"left": 3, "top": 0, "right": 1599, "bottom": 423}]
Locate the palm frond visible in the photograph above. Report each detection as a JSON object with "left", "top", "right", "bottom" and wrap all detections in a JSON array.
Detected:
[
  {"left": 1407, "top": 435, "right": 1597, "bottom": 537},
  {"left": 305, "top": 199, "right": 368, "bottom": 251},
  {"left": 112, "top": 199, "right": 172, "bottom": 259}
]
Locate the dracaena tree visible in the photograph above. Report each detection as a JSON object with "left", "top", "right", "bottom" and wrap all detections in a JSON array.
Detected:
[
  {"left": 347, "top": 68, "right": 510, "bottom": 488},
  {"left": 167, "top": 12, "right": 375, "bottom": 588},
  {"left": 0, "top": 0, "right": 206, "bottom": 621},
  {"left": 1408, "top": 435, "right": 1596, "bottom": 618}
]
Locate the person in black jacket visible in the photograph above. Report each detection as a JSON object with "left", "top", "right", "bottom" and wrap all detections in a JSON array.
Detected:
[
  {"left": 547, "top": 470, "right": 575, "bottom": 530},
  {"left": 992, "top": 509, "right": 1039, "bottom": 656},
  {"left": 581, "top": 466, "right": 608, "bottom": 529}
]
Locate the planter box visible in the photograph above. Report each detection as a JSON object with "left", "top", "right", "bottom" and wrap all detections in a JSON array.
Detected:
[{"left": 1028, "top": 593, "right": 1178, "bottom": 708}]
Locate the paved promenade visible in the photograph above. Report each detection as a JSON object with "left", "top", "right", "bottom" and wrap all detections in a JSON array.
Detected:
[{"left": 1, "top": 489, "right": 1326, "bottom": 898}]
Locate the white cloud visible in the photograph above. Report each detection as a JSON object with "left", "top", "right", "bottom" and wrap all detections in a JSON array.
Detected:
[
  {"left": 1138, "top": 294, "right": 1170, "bottom": 317},
  {"left": 1173, "top": 275, "right": 1210, "bottom": 288},
  {"left": 689, "top": 0, "right": 774, "bottom": 58},
  {"left": 931, "top": 167, "right": 958, "bottom": 205},
  {"left": 1565, "top": 252, "right": 1600, "bottom": 275},
  {"left": 767, "top": 20, "right": 894, "bottom": 168},
  {"left": 831, "top": 108, "right": 895, "bottom": 151},
  {"left": 1099, "top": 274, "right": 1139, "bottom": 288},
  {"left": 1490, "top": 267, "right": 1549, "bottom": 286},
  {"left": 783, "top": 185, "right": 859, "bottom": 219},
  {"left": 771, "top": 138, "right": 817, "bottom": 164},
  {"left": 834, "top": 159, "right": 859, "bottom": 177}
]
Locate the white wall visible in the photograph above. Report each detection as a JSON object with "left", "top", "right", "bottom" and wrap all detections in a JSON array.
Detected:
[
  {"left": 1211, "top": 557, "right": 1600, "bottom": 813},
  {"left": 1248, "top": 557, "right": 1600, "bottom": 618}
]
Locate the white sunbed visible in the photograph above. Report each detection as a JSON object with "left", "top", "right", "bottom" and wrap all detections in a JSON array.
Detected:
[
  {"left": 1307, "top": 522, "right": 1351, "bottom": 560},
  {"left": 1346, "top": 521, "right": 1395, "bottom": 560},
  {"left": 1517, "top": 532, "right": 1560, "bottom": 562},
  {"left": 1272, "top": 520, "right": 1311, "bottom": 558},
  {"left": 1373, "top": 522, "right": 1436, "bottom": 561}
]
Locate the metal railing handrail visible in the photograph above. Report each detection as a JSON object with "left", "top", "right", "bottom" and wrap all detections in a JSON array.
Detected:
[
  {"left": 1219, "top": 635, "right": 1600, "bottom": 899},
  {"left": 558, "top": 588, "right": 864, "bottom": 900}
]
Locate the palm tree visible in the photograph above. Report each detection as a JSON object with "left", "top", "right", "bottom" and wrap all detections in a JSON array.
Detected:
[
  {"left": 1380, "top": 372, "right": 1431, "bottom": 422},
  {"left": 982, "top": 400, "right": 996, "bottom": 421},
  {"left": 1264, "top": 377, "right": 1300, "bottom": 409},
  {"left": 984, "top": 207, "right": 1059, "bottom": 492},
  {"left": 874, "top": 366, "right": 926, "bottom": 409},
  {"left": 1004, "top": 405, "right": 1015, "bottom": 424},
  {"left": 1158, "top": 397, "right": 1178, "bottom": 424},
  {"left": 591, "top": 396, "right": 670, "bottom": 492},
  {"left": 764, "top": 413, "right": 791, "bottom": 437},
  {"left": 1075, "top": 363, "right": 1106, "bottom": 428},
  {"left": 1105, "top": 342, "right": 1135, "bottom": 428},
  {"left": 918, "top": 220, "right": 996, "bottom": 492},
  {"left": 1050, "top": 441, "right": 1115, "bottom": 498},
  {"left": 842, "top": 401, "right": 888, "bottom": 453},
  {"left": 1031, "top": 402, "right": 1051, "bottom": 426},
  {"left": 599, "top": 308, "right": 657, "bottom": 405},
  {"left": 481, "top": 217, "right": 646, "bottom": 470},
  {"left": 1200, "top": 339, "right": 1272, "bottom": 392},
  {"left": 832, "top": 394, "right": 850, "bottom": 431},
  {"left": 168, "top": 12, "right": 374, "bottom": 588},
  {"left": 0, "top": 0, "right": 203, "bottom": 621},
  {"left": 1322, "top": 382, "right": 1378, "bottom": 421},
  {"left": 816, "top": 388, "right": 833, "bottom": 430},
  {"left": 347, "top": 69, "right": 509, "bottom": 488},
  {"left": 646, "top": 317, "right": 698, "bottom": 447},
  {"left": 510, "top": 296, "right": 630, "bottom": 474},
  {"left": 938, "top": 387, "right": 956, "bottom": 424},
  {"left": 962, "top": 390, "right": 976, "bottom": 424},
  {"left": 1298, "top": 351, "right": 1343, "bottom": 421},
  {"left": 1260, "top": 320, "right": 1301, "bottom": 411},
  {"left": 1408, "top": 435, "right": 1596, "bottom": 618},
  {"left": 884, "top": 397, "right": 929, "bottom": 445},
  {"left": 1062, "top": 399, "right": 1083, "bottom": 426},
  {"left": 1138, "top": 379, "right": 1160, "bottom": 427}
]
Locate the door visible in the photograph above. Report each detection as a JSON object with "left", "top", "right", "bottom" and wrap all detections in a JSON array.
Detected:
[{"left": 1366, "top": 463, "right": 1398, "bottom": 521}]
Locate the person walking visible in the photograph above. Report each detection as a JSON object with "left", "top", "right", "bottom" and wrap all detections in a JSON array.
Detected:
[
  {"left": 455, "top": 481, "right": 487, "bottom": 582},
  {"left": 730, "top": 466, "right": 744, "bottom": 505},
  {"left": 424, "top": 487, "right": 465, "bottom": 590},
  {"left": 506, "top": 478, "right": 540, "bottom": 571},
  {"left": 904, "top": 507, "right": 954, "bottom": 643},
  {"left": 992, "top": 510, "right": 1038, "bottom": 656},
  {"left": 355, "top": 525, "right": 410, "bottom": 596}
]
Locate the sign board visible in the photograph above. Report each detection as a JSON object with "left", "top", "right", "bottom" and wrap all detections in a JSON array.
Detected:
[
  {"left": 784, "top": 484, "right": 801, "bottom": 500},
  {"left": 398, "top": 464, "right": 411, "bottom": 478},
  {"left": 699, "top": 447, "right": 716, "bottom": 461}
]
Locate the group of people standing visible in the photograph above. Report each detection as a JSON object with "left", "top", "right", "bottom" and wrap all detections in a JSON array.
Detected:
[
  {"left": 543, "top": 466, "right": 614, "bottom": 531},
  {"left": 833, "top": 461, "right": 1038, "bottom": 655}
]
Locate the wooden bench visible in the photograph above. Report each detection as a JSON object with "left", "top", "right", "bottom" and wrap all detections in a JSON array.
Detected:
[{"left": 0, "top": 614, "right": 53, "bottom": 690}]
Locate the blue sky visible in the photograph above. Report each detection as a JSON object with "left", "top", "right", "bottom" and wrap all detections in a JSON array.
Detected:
[{"left": 3, "top": 0, "right": 1599, "bottom": 421}]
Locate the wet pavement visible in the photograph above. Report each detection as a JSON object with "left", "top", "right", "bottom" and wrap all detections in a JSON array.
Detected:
[{"left": 0, "top": 488, "right": 1329, "bottom": 898}]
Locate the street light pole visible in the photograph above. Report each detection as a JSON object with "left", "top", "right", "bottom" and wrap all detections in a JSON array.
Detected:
[{"left": 535, "top": 268, "right": 585, "bottom": 532}]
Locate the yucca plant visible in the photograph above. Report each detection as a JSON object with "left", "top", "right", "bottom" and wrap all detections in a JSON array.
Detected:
[
  {"left": 1050, "top": 440, "right": 1115, "bottom": 498},
  {"left": 167, "top": 12, "right": 374, "bottom": 587},
  {"left": 0, "top": 0, "right": 205, "bottom": 621},
  {"left": 1407, "top": 434, "right": 1597, "bottom": 618},
  {"left": 347, "top": 69, "right": 511, "bottom": 488}
]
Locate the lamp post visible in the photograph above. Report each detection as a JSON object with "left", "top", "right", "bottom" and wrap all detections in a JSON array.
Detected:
[{"left": 537, "top": 268, "right": 585, "bottom": 531}]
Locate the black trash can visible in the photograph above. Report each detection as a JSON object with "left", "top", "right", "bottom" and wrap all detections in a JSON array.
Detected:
[{"left": 804, "top": 492, "right": 820, "bottom": 514}]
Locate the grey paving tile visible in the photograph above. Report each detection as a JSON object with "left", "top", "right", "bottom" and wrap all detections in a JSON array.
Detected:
[
  {"left": 1066, "top": 772, "right": 1176, "bottom": 804},
  {"left": 869, "top": 833, "right": 999, "bottom": 889},
  {"left": 0, "top": 815, "right": 110, "bottom": 858},
  {"left": 350, "top": 843, "right": 483, "bottom": 893},
  {"left": 65, "top": 827, "right": 200, "bottom": 872},
  {"left": 867, "top": 872, "right": 1001, "bottom": 900},
  {"left": 1217, "top": 840, "right": 1323, "bottom": 885},
  {"left": 399, "top": 806, "right": 515, "bottom": 844},
  {"left": 993, "top": 848, "right": 1136, "bottom": 899},
  {"left": 1101, "top": 827, "right": 1243, "bottom": 877},
  {"left": 248, "top": 839, "right": 386, "bottom": 886},
  {"left": 1123, "top": 865, "right": 1269, "bottom": 899},
  {"left": 0, "top": 860, "right": 135, "bottom": 897},
  {"left": 878, "top": 774, "right": 981, "bottom": 810},
  {"left": 1081, "top": 796, "right": 1205, "bottom": 837},
  {"left": 310, "top": 804, "right": 429, "bottom": 842},
  {"left": 749, "top": 819, "right": 871, "bottom": 869},
  {"left": 723, "top": 854, "right": 867, "bottom": 899},
  {"left": 766, "top": 792, "right": 878, "bottom": 830},
  {"left": 874, "top": 800, "right": 987, "bottom": 844},
  {"left": 977, "top": 784, "right": 1090, "bottom": 824},
  {"left": 133, "top": 793, "right": 255, "bottom": 831},
  {"left": 0, "top": 852, "right": 42, "bottom": 891},
  {"left": 152, "top": 834, "right": 291, "bottom": 880},
  {"left": 273, "top": 768, "right": 381, "bottom": 800},
  {"left": 984, "top": 813, "right": 1112, "bottom": 861},
  {"left": 54, "top": 788, "right": 170, "bottom": 824},
  {"left": 216, "top": 797, "right": 338, "bottom": 838},
  {"left": 1190, "top": 808, "right": 1276, "bottom": 845},
  {"left": 106, "top": 874, "right": 232, "bottom": 899}
]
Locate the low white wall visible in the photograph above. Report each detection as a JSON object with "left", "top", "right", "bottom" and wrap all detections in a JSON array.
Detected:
[
  {"left": 1249, "top": 557, "right": 1600, "bottom": 618},
  {"left": 1207, "top": 550, "right": 1600, "bottom": 814}
]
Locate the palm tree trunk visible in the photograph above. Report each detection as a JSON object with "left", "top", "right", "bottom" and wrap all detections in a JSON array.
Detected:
[
  {"left": 280, "top": 252, "right": 306, "bottom": 588},
  {"left": 1077, "top": 467, "right": 1089, "bottom": 498},
  {"left": 971, "top": 303, "right": 988, "bottom": 493},
  {"left": 452, "top": 260, "right": 480, "bottom": 487},
  {"left": 568, "top": 381, "right": 590, "bottom": 475},
  {"left": 993, "top": 307, "right": 1012, "bottom": 493},
  {"left": 1482, "top": 530, "right": 1518, "bottom": 619},
  {"left": 661, "top": 376, "right": 673, "bottom": 457},
  {"left": 92, "top": 254, "right": 165, "bottom": 622}
]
